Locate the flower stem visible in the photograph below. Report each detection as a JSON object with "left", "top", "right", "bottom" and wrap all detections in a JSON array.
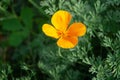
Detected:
[{"left": 58, "top": 47, "right": 63, "bottom": 57}]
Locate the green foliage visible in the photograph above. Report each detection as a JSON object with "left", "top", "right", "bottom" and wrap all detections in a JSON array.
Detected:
[
  {"left": 0, "top": 3, "right": 34, "bottom": 47},
  {"left": 20, "top": 7, "right": 34, "bottom": 28},
  {"left": 0, "top": 0, "right": 120, "bottom": 80},
  {"left": 2, "top": 18, "right": 22, "bottom": 31}
]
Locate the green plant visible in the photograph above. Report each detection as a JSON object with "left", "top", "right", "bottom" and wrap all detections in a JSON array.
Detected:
[{"left": 0, "top": 0, "right": 120, "bottom": 80}]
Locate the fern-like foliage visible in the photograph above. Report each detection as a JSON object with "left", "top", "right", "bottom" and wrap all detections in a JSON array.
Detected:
[{"left": 40, "top": 0, "right": 120, "bottom": 80}]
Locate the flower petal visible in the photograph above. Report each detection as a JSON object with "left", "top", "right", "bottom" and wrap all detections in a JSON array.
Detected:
[
  {"left": 57, "top": 36, "right": 78, "bottom": 48},
  {"left": 67, "top": 23, "right": 86, "bottom": 37},
  {"left": 51, "top": 10, "right": 72, "bottom": 32},
  {"left": 42, "top": 24, "right": 59, "bottom": 39}
]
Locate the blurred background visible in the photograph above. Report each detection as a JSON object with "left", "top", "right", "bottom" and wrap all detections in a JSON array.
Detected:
[{"left": 0, "top": 0, "right": 120, "bottom": 80}]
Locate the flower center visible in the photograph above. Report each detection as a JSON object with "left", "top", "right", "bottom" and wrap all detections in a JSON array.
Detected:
[
  {"left": 57, "top": 31, "right": 64, "bottom": 37},
  {"left": 57, "top": 30, "right": 69, "bottom": 38}
]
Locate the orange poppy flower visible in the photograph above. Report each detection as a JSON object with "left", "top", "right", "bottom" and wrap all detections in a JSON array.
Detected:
[{"left": 42, "top": 10, "right": 86, "bottom": 48}]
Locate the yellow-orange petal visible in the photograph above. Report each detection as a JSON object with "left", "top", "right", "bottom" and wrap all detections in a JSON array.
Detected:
[
  {"left": 42, "top": 24, "right": 59, "bottom": 39},
  {"left": 57, "top": 36, "right": 78, "bottom": 48},
  {"left": 51, "top": 10, "right": 72, "bottom": 32},
  {"left": 67, "top": 23, "right": 86, "bottom": 37}
]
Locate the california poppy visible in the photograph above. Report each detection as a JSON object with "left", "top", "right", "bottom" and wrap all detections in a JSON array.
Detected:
[{"left": 42, "top": 10, "right": 86, "bottom": 48}]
